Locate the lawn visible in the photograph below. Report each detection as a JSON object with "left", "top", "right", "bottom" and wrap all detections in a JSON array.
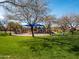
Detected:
[{"left": 0, "top": 35, "right": 79, "bottom": 59}]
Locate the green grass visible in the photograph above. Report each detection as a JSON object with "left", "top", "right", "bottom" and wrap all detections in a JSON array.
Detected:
[
  {"left": 0, "top": 32, "right": 10, "bottom": 36},
  {"left": 0, "top": 35, "right": 79, "bottom": 59}
]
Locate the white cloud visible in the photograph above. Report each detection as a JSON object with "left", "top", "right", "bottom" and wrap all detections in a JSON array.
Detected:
[
  {"left": 0, "top": 16, "right": 4, "bottom": 19},
  {"left": 0, "top": 0, "right": 5, "bottom": 2}
]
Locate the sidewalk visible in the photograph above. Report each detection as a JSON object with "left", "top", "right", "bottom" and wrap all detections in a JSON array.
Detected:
[{"left": 13, "top": 33, "right": 49, "bottom": 36}]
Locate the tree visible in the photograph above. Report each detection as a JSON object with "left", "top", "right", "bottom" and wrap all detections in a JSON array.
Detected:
[
  {"left": 44, "top": 15, "right": 56, "bottom": 35},
  {"left": 0, "top": 21, "right": 3, "bottom": 31},
  {"left": 59, "top": 15, "right": 79, "bottom": 35},
  {"left": 7, "top": 22, "right": 22, "bottom": 34},
  {"left": 0, "top": 0, "right": 48, "bottom": 37},
  {"left": 5, "top": 14, "right": 18, "bottom": 35},
  {"left": 58, "top": 17, "right": 68, "bottom": 32},
  {"left": 0, "top": 20, "right": 8, "bottom": 33}
]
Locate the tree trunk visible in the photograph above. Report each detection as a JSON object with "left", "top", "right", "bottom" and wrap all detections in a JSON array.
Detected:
[
  {"left": 70, "top": 27, "right": 76, "bottom": 35},
  {"left": 31, "top": 26, "right": 34, "bottom": 37},
  {"left": 49, "top": 29, "right": 52, "bottom": 35},
  {"left": 48, "top": 26, "right": 52, "bottom": 35},
  {"left": 4, "top": 28, "right": 7, "bottom": 33},
  {"left": 9, "top": 27, "right": 12, "bottom": 36}
]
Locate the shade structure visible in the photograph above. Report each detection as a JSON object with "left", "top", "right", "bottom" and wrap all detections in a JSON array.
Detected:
[{"left": 24, "top": 24, "right": 44, "bottom": 27}]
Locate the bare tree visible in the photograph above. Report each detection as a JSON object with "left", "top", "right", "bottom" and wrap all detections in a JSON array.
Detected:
[
  {"left": 0, "top": 0, "right": 48, "bottom": 37},
  {"left": 0, "top": 21, "right": 3, "bottom": 31},
  {"left": 59, "top": 15, "right": 79, "bottom": 35},
  {"left": 7, "top": 22, "right": 22, "bottom": 34},
  {"left": 0, "top": 19, "right": 8, "bottom": 33},
  {"left": 44, "top": 16, "right": 56, "bottom": 35}
]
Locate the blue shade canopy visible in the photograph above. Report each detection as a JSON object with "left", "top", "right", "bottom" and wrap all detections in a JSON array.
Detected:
[{"left": 24, "top": 24, "right": 44, "bottom": 27}]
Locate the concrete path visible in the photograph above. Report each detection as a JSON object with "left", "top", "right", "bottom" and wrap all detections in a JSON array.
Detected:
[{"left": 13, "top": 33, "right": 49, "bottom": 36}]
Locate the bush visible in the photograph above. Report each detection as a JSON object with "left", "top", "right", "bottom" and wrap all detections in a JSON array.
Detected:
[
  {"left": 0, "top": 33, "right": 10, "bottom": 36},
  {"left": 71, "top": 45, "right": 79, "bottom": 52}
]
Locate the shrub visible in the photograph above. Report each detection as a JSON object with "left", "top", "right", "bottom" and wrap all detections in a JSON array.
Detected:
[{"left": 0, "top": 33, "right": 10, "bottom": 36}]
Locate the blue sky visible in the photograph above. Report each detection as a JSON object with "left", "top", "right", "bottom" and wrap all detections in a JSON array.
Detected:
[
  {"left": 48, "top": 0, "right": 79, "bottom": 17},
  {"left": 0, "top": 0, "right": 5, "bottom": 19},
  {"left": 0, "top": 0, "right": 79, "bottom": 19}
]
